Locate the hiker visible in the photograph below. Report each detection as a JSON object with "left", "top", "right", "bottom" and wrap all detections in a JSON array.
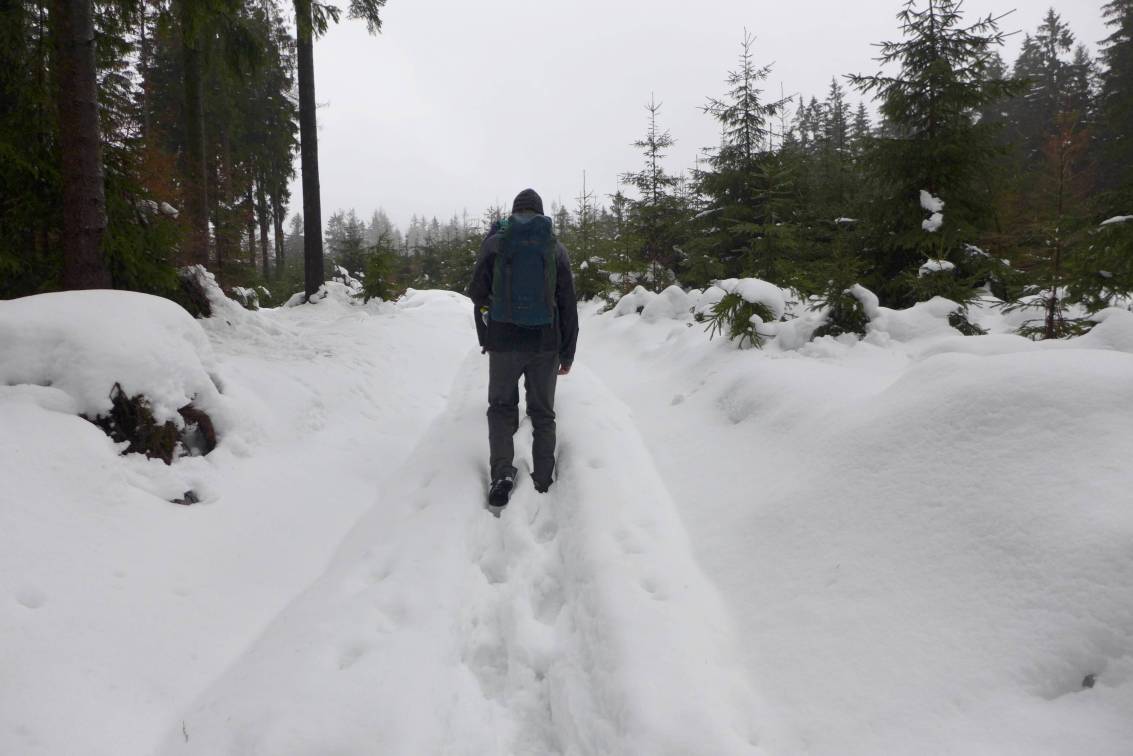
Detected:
[{"left": 468, "top": 188, "right": 579, "bottom": 509}]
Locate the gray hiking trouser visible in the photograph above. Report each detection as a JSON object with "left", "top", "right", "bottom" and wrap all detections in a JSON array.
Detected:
[{"left": 487, "top": 350, "right": 559, "bottom": 487}]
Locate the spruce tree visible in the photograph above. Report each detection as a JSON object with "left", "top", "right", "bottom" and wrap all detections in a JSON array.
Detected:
[
  {"left": 691, "top": 31, "right": 787, "bottom": 284},
  {"left": 1006, "top": 11, "right": 1088, "bottom": 167},
  {"left": 849, "top": 0, "right": 1020, "bottom": 305},
  {"left": 1098, "top": 0, "right": 1133, "bottom": 211},
  {"left": 620, "top": 94, "right": 682, "bottom": 290}
]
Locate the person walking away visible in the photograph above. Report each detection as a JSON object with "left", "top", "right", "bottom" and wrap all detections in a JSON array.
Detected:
[{"left": 468, "top": 188, "right": 578, "bottom": 509}]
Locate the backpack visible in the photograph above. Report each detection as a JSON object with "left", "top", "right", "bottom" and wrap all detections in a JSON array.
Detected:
[{"left": 489, "top": 215, "right": 558, "bottom": 327}]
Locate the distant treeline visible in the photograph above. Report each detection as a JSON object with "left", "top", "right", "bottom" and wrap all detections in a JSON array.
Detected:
[{"left": 3, "top": 1, "right": 1132, "bottom": 338}]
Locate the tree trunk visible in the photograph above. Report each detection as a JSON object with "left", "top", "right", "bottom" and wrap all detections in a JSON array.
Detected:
[
  {"left": 246, "top": 185, "right": 256, "bottom": 264},
  {"left": 295, "top": 0, "right": 324, "bottom": 300},
  {"left": 271, "top": 185, "right": 285, "bottom": 276},
  {"left": 52, "top": 0, "right": 110, "bottom": 289},
  {"left": 178, "top": 0, "right": 209, "bottom": 267},
  {"left": 138, "top": 0, "right": 149, "bottom": 140},
  {"left": 256, "top": 179, "right": 271, "bottom": 277},
  {"left": 213, "top": 125, "right": 235, "bottom": 271}
]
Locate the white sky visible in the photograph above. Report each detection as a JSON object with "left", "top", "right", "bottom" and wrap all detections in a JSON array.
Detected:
[{"left": 292, "top": 0, "right": 1108, "bottom": 232}]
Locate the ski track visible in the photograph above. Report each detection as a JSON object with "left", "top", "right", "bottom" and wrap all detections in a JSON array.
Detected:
[{"left": 158, "top": 344, "right": 762, "bottom": 755}]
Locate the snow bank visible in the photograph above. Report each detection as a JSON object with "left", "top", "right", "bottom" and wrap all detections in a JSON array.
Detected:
[
  {"left": 585, "top": 300, "right": 1133, "bottom": 756},
  {"left": 1, "top": 286, "right": 476, "bottom": 756},
  {"left": 641, "top": 284, "right": 692, "bottom": 322},
  {"left": 1072, "top": 307, "right": 1133, "bottom": 353},
  {"left": 869, "top": 296, "right": 963, "bottom": 342},
  {"left": 612, "top": 285, "right": 657, "bottom": 317},
  {"left": 0, "top": 290, "right": 222, "bottom": 424}
]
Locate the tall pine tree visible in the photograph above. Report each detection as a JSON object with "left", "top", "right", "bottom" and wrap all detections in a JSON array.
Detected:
[{"left": 850, "top": 0, "right": 1020, "bottom": 305}]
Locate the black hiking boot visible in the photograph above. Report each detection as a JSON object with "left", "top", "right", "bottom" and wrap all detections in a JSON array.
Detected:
[{"left": 488, "top": 476, "right": 514, "bottom": 509}]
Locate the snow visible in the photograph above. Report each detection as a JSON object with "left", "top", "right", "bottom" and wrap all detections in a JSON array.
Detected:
[
  {"left": 3, "top": 280, "right": 1133, "bottom": 756},
  {"left": 0, "top": 290, "right": 224, "bottom": 425},
  {"left": 919, "top": 258, "right": 956, "bottom": 276},
  {"left": 693, "top": 284, "right": 727, "bottom": 319},
  {"left": 920, "top": 189, "right": 945, "bottom": 213},
  {"left": 1099, "top": 215, "right": 1133, "bottom": 226},
  {"left": 848, "top": 282, "right": 881, "bottom": 319},
  {"left": 716, "top": 277, "right": 788, "bottom": 320},
  {"left": 0, "top": 286, "right": 470, "bottom": 755},
  {"left": 611, "top": 284, "right": 656, "bottom": 317},
  {"left": 585, "top": 300, "right": 1133, "bottom": 756},
  {"left": 920, "top": 190, "right": 945, "bottom": 232},
  {"left": 640, "top": 284, "right": 692, "bottom": 322}
]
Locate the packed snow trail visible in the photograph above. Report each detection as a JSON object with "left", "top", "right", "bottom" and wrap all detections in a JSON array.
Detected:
[{"left": 157, "top": 350, "right": 762, "bottom": 755}]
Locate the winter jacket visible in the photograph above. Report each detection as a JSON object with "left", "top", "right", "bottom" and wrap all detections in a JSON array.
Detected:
[{"left": 468, "top": 219, "right": 579, "bottom": 369}]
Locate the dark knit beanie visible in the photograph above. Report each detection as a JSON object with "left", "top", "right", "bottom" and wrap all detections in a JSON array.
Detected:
[{"left": 511, "top": 188, "right": 544, "bottom": 215}]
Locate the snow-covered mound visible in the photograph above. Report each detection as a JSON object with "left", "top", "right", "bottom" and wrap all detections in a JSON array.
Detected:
[
  {"left": 0, "top": 287, "right": 475, "bottom": 756},
  {"left": 611, "top": 284, "right": 656, "bottom": 317},
  {"left": 587, "top": 298, "right": 1133, "bottom": 756},
  {"left": 0, "top": 289, "right": 222, "bottom": 424},
  {"left": 641, "top": 284, "right": 693, "bottom": 322}
]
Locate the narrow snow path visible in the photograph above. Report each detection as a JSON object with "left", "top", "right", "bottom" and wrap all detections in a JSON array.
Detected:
[{"left": 158, "top": 349, "right": 762, "bottom": 755}]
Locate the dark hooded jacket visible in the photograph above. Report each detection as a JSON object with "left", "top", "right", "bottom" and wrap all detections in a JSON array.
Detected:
[{"left": 468, "top": 219, "right": 579, "bottom": 368}]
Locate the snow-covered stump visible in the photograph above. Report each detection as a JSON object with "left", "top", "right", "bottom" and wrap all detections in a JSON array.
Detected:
[
  {"left": 177, "top": 265, "right": 214, "bottom": 318},
  {"left": 0, "top": 290, "right": 226, "bottom": 477}
]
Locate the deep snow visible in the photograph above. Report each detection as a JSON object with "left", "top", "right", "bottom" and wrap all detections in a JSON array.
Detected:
[{"left": 2, "top": 285, "right": 1132, "bottom": 755}]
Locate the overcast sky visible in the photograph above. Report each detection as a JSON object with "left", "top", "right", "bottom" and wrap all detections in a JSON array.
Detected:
[{"left": 293, "top": 0, "right": 1108, "bottom": 232}]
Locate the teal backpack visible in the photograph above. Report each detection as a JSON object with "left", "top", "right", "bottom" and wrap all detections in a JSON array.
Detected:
[{"left": 489, "top": 215, "right": 557, "bottom": 327}]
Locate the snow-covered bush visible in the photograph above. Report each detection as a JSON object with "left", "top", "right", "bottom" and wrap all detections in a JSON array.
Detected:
[
  {"left": 177, "top": 264, "right": 250, "bottom": 320},
  {"left": 870, "top": 296, "right": 976, "bottom": 341},
  {"left": 612, "top": 286, "right": 657, "bottom": 317},
  {"left": 904, "top": 254, "right": 991, "bottom": 335},
  {"left": 704, "top": 278, "right": 786, "bottom": 348},
  {"left": 0, "top": 290, "right": 225, "bottom": 464},
  {"left": 230, "top": 285, "right": 269, "bottom": 310},
  {"left": 330, "top": 265, "right": 364, "bottom": 296},
  {"left": 692, "top": 285, "right": 726, "bottom": 322},
  {"left": 641, "top": 285, "right": 693, "bottom": 322},
  {"left": 812, "top": 284, "right": 875, "bottom": 340}
]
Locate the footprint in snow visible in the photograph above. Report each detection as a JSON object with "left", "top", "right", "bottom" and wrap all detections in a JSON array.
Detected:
[{"left": 15, "top": 587, "right": 46, "bottom": 609}]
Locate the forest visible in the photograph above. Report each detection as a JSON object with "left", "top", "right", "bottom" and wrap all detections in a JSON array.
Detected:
[{"left": 3, "top": 0, "right": 1132, "bottom": 340}]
